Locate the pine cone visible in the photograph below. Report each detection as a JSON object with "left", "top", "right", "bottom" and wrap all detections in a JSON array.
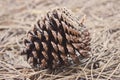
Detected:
[{"left": 22, "top": 8, "right": 91, "bottom": 69}]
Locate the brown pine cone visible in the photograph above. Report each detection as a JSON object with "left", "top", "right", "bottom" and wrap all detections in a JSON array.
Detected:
[{"left": 22, "top": 8, "right": 91, "bottom": 69}]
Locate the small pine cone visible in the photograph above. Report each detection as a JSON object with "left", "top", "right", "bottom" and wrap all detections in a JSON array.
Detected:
[{"left": 22, "top": 8, "right": 91, "bottom": 69}]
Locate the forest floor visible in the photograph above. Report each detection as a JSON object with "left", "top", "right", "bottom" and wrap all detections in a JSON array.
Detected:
[{"left": 0, "top": 0, "right": 120, "bottom": 80}]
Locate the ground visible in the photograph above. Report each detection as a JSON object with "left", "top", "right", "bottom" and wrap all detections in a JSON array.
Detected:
[{"left": 0, "top": 0, "right": 120, "bottom": 80}]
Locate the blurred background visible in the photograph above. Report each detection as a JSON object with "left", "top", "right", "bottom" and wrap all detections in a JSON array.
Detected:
[{"left": 0, "top": 0, "right": 119, "bottom": 29}]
